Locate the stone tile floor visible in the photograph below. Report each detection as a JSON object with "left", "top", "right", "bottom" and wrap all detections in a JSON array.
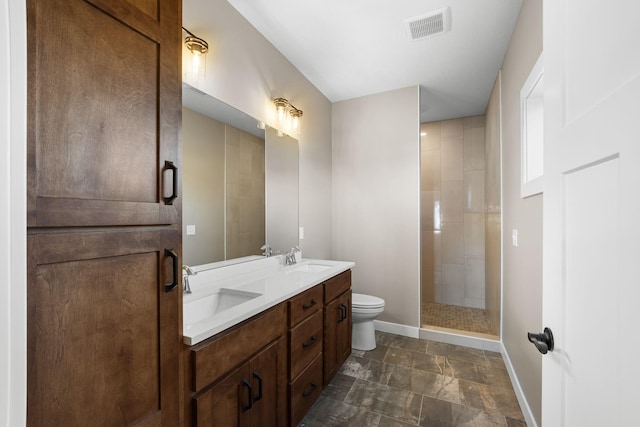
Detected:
[{"left": 299, "top": 331, "right": 526, "bottom": 427}]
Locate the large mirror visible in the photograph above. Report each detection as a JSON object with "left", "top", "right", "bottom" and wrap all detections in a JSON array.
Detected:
[{"left": 182, "top": 84, "right": 299, "bottom": 267}]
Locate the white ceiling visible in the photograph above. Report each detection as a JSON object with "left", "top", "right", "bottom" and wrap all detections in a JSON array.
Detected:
[{"left": 214, "top": 0, "right": 522, "bottom": 122}]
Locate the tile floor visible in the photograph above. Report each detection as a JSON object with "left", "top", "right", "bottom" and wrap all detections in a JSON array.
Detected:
[
  {"left": 299, "top": 331, "right": 525, "bottom": 427},
  {"left": 422, "top": 302, "right": 497, "bottom": 337}
]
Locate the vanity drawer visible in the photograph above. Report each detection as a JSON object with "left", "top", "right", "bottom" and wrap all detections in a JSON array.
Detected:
[
  {"left": 288, "top": 284, "right": 323, "bottom": 327},
  {"left": 289, "top": 354, "right": 323, "bottom": 426},
  {"left": 289, "top": 310, "right": 323, "bottom": 380},
  {"left": 324, "top": 269, "right": 351, "bottom": 303},
  {"left": 191, "top": 302, "right": 287, "bottom": 392}
]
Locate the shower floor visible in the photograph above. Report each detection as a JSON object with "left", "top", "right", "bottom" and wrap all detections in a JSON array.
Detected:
[{"left": 421, "top": 302, "right": 497, "bottom": 336}]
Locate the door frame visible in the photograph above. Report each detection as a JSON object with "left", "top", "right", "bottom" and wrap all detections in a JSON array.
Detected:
[{"left": 1, "top": 0, "right": 27, "bottom": 425}]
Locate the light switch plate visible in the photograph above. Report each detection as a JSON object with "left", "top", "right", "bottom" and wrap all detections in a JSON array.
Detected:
[
  {"left": 186, "top": 225, "right": 196, "bottom": 236},
  {"left": 299, "top": 226, "right": 304, "bottom": 240},
  {"left": 512, "top": 229, "right": 518, "bottom": 247}
]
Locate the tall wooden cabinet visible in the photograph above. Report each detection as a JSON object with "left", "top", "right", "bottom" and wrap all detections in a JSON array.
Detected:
[{"left": 26, "top": 0, "right": 182, "bottom": 425}]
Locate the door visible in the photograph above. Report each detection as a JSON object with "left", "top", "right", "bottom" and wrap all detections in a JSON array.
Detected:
[
  {"left": 542, "top": 1, "right": 640, "bottom": 425},
  {"left": 195, "top": 363, "right": 252, "bottom": 427},
  {"left": 248, "top": 338, "right": 287, "bottom": 427},
  {"left": 323, "top": 290, "right": 351, "bottom": 386},
  {"left": 27, "top": 229, "right": 181, "bottom": 426},
  {"left": 27, "top": 0, "right": 181, "bottom": 227}
]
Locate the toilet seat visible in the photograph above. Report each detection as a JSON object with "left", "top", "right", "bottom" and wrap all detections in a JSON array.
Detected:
[{"left": 352, "top": 293, "right": 385, "bottom": 309}]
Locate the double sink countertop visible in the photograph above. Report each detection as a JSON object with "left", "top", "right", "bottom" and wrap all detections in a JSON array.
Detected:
[{"left": 183, "top": 256, "right": 355, "bottom": 345}]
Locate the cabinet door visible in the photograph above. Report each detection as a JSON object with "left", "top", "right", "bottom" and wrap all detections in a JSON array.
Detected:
[
  {"left": 27, "top": 0, "right": 181, "bottom": 227},
  {"left": 27, "top": 229, "right": 181, "bottom": 426},
  {"left": 195, "top": 364, "right": 252, "bottom": 427},
  {"left": 323, "top": 290, "right": 352, "bottom": 387},
  {"left": 335, "top": 290, "right": 352, "bottom": 367},
  {"left": 248, "top": 338, "right": 287, "bottom": 427}
]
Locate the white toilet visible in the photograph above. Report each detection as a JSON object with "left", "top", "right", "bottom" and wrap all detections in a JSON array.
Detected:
[{"left": 351, "top": 293, "right": 385, "bottom": 351}]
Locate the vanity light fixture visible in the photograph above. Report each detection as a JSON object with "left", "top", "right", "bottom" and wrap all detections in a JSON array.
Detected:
[
  {"left": 273, "top": 97, "right": 303, "bottom": 136},
  {"left": 183, "top": 27, "right": 208, "bottom": 80}
]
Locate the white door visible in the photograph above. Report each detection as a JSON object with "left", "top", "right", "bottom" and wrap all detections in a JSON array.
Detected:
[{"left": 542, "top": 0, "right": 640, "bottom": 426}]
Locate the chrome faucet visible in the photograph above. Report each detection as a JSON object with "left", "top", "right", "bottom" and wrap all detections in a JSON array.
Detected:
[
  {"left": 182, "top": 265, "right": 197, "bottom": 294},
  {"left": 285, "top": 246, "right": 301, "bottom": 266},
  {"left": 260, "top": 244, "right": 273, "bottom": 257}
]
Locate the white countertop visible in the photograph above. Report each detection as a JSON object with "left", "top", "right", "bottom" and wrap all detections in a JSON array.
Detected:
[{"left": 183, "top": 257, "right": 355, "bottom": 345}]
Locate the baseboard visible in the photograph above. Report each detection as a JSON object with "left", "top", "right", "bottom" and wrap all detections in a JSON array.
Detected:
[
  {"left": 419, "top": 327, "right": 501, "bottom": 352},
  {"left": 373, "top": 320, "right": 419, "bottom": 338},
  {"left": 501, "top": 343, "right": 539, "bottom": 427}
]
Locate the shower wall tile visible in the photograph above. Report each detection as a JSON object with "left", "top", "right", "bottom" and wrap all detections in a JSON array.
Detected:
[
  {"left": 464, "top": 170, "right": 485, "bottom": 213},
  {"left": 421, "top": 150, "right": 441, "bottom": 191},
  {"left": 465, "top": 257, "right": 486, "bottom": 300},
  {"left": 421, "top": 191, "right": 441, "bottom": 231},
  {"left": 464, "top": 213, "right": 485, "bottom": 257},
  {"left": 441, "top": 118, "right": 464, "bottom": 138},
  {"left": 464, "top": 298, "right": 485, "bottom": 309},
  {"left": 421, "top": 122, "right": 442, "bottom": 151},
  {"left": 464, "top": 127, "right": 486, "bottom": 171},
  {"left": 463, "top": 115, "right": 485, "bottom": 129},
  {"left": 442, "top": 264, "right": 465, "bottom": 306},
  {"left": 421, "top": 230, "right": 442, "bottom": 272},
  {"left": 441, "top": 223, "right": 463, "bottom": 265},
  {"left": 421, "top": 269, "right": 441, "bottom": 303},
  {"left": 440, "top": 181, "right": 463, "bottom": 223},
  {"left": 441, "top": 137, "right": 464, "bottom": 181},
  {"left": 421, "top": 115, "right": 489, "bottom": 311}
]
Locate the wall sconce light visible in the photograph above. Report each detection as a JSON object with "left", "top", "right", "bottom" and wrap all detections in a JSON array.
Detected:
[
  {"left": 183, "top": 27, "right": 208, "bottom": 81},
  {"left": 273, "top": 97, "right": 303, "bottom": 136}
]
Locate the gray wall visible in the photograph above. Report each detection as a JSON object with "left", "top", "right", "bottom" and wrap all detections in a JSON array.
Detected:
[
  {"left": 499, "top": 0, "right": 544, "bottom": 423},
  {"left": 332, "top": 86, "right": 421, "bottom": 328},
  {"left": 184, "top": 0, "right": 333, "bottom": 259}
]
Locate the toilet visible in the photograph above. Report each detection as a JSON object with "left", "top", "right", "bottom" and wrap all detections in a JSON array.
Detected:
[{"left": 351, "top": 293, "right": 385, "bottom": 351}]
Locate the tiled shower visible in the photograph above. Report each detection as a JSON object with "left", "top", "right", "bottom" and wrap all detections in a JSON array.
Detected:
[{"left": 420, "top": 116, "right": 500, "bottom": 337}]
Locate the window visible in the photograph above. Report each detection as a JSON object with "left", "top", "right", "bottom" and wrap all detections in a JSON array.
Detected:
[{"left": 520, "top": 53, "right": 544, "bottom": 198}]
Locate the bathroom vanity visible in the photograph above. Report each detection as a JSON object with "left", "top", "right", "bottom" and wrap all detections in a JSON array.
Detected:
[{"left": 182, "top": 258, "right": 354, "bottom": 426}]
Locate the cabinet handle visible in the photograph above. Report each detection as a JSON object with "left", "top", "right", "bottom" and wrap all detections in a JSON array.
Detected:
[
  {"left": 164, "top": 248, "right": 178, "bottom": 292},
  {"left": 302, "top": 299, "right": 317, "bottom": 310},
  {"left": 252, "top": 371, "right": 263, "bottom": 403},
  {"left": 302, "top": 336, "right": 318, "bottom": 348},
  {"left": 164, "top": 160, "right": 178, "bottom": 205},
  {"left": 338, "top": 304, "right": 347, "bottom": 322},
  {"left": 302, "top": 383, "right": 317, "bottom": 398},
  {"left": 241, "top": 379, "right": 253, "bottom": 412}
]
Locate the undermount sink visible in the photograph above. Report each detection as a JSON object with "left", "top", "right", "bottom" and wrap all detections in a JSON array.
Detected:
[
  {"left": 184, "top": 288, "right": 262, "bottom": 325},
  {"left": 291, "top": 263, "right": 333, "bottom": 273}
]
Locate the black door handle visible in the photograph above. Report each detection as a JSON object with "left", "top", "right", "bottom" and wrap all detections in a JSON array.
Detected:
[
  {"left": 527, "top": 327, "right": 554, "bottom": 354},
  {"left": 164, "top": 248, "right": 178, "bottom": 292},
  {"left": 164, "top": 160, "right": 178, "bottom": 205}
]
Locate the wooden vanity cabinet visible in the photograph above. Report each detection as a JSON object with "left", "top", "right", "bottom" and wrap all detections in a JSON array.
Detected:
[
  {"left": 185, "top": 304, "right": 288, "bottom": 427},
  {"left": 184, "top": 269, "right": 353, "bottom": 426},
  {"left": 323, "top": 270, "right": 353, "bottom": 387},
  {"left": 287, "top": 285, "right": 324, "bottom": 426}
]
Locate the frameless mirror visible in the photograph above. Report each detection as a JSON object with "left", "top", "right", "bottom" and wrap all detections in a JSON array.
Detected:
[{"left": 182, "top": 84, "right": 299, "bottom": 267}]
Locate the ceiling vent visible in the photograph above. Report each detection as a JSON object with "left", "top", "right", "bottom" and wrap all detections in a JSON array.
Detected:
[{"left": 405, "top": 7, "right": 451, "bottom": 41}]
